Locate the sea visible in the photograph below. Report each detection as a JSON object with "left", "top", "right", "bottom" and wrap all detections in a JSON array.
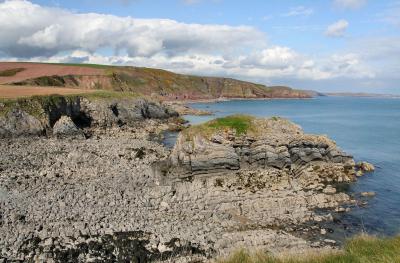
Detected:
[{"left": 163, "top": 96, "right": 400, "bottom": 240}]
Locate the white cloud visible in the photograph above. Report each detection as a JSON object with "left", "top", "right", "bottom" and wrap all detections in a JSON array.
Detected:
[
  {"left": 0, "top": 0, "right": 265, "bottom": 58},
  {"left": 325, "top": 19, "right": 349, "bottom": 37},
  {"left": 333, "top": 0, "right": 367, "bottom": 9},
  {"left": 283, "top": 6, "right": 314, "bottom": 17},
  {"left": 241, "top": 47, "right": 299, "bottom": 70},
  {"left": 0, "top": 0, "right": 376, "bottom": 85}
]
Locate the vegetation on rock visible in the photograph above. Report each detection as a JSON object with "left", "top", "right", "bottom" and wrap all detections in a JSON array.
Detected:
[
  {"left": 183, "top": 114, "right": 256, "bottom": 139},
  {"left": 217, "top": 235, "right": 400, "bottom": 263},
  {"left": 2, "top": 62, "right": 312, "bottom": 100},
  {"left": 0, "top": 91, "right": 138, "bottom": 118}
]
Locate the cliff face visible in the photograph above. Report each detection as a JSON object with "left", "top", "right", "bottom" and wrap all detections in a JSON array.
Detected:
[
  {"left": 1, "top": 62, "right": 312, "bottom": 100},
  {"left": 0, "top": 95, "right": 178, "bottom": 138}
]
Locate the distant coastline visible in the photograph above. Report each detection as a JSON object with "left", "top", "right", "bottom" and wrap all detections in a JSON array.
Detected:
[{"left": 324, "top": 92, "right": 400, "bottom": 98}]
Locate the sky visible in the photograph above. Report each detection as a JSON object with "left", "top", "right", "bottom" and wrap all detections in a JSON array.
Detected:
[{"left": 0, "top": 0, "right": 399, "bottom": 93}]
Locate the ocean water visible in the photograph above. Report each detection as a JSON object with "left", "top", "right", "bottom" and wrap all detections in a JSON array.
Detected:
[{"left": 184, "top": 97, "right": 400, "bottom": 238}]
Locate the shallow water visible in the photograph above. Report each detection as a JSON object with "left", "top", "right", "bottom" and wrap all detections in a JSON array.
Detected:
[{"left": 185, "top": 97, "right": 400, "bottom": 238}]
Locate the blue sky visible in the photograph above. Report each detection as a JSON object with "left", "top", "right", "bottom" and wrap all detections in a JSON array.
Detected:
[{"left": 1, "top": 0, "right": 399, "bottom": 93}]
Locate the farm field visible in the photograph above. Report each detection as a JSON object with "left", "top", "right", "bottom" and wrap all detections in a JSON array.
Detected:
[{"left": 0, "top": 85, "right": 95, "bottom": 99}]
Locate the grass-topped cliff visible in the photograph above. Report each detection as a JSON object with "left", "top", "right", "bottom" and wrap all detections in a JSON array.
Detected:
[
  {"left": 0, "top": 91, "right": 138, "bottom": 119},
  {"left": 218, "top": 235, "right": 400, "bottom": 263},
  {"left": 0, "top": 62, "right": 312, "bottom": 100}
]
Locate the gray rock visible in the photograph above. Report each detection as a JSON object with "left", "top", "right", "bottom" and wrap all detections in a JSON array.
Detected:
[
  {"left": 0, "top": 109, "right": 44, "bottom": 137},
  {"left": 170, "top": 117, "right": 356, "bottom": 183},
  {"left": 0, "top": 116, "right": 356, "bottom": 262},
  {"left": 52, "top": 116, "right": 84, "bottom": 137}
]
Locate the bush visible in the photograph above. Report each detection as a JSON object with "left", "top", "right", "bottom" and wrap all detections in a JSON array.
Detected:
[{"left": 0, "top": 68, "right": 25, "bottom": 77}]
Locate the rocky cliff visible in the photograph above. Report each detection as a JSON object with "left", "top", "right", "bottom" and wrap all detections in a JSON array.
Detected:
[
  {"left": 1, "top": 111, "right": 368, "bottom": 262},
  {"left": 0, "top": 94, "right": 178, "bottom": 138}
]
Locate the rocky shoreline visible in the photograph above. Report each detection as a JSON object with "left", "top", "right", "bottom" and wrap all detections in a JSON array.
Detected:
[{"left": 0, "top": 97, "right": 372, "bottom": 262}]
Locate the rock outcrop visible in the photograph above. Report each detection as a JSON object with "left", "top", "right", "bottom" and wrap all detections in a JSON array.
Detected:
[
  {"left": 0, "top": 109, "right": 45, "bottom": 137},
  {"left": 356, "top": 161, "right": 375, "bottom": 172},
  {"left": 0, "top": 95, "right": 178, "bottom": 138},
  {"left": 0, "top": 114, "right": 363, "bottom": 262},
  {"left": 170, "top": 116, "right": 355, "bottom": 183}
]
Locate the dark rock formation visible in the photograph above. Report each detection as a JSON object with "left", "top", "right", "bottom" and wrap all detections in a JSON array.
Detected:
[
  {"left": 0, "top": 109, "right": 45, "bottom": 137},
  {"left": 0, "top": 96, "right": 178, "bottom": 138}
]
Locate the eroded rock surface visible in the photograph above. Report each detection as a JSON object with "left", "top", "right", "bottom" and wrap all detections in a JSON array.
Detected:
[
  {"left": 0, "top": 96, "right": 178, "bottom": 138},
  {"left": 170, "top": 117, "right": 355, "bottom": 183},
  {"left": 0, "top": 115, "right": 361, "bottom": 262}
]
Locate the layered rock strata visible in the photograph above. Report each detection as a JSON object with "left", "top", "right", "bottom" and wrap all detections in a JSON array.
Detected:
[
  {"left": 170, "top": 117, "right": 355, "bottom": 183},
  {"left": 0, "top": 115, "right": 361, "bottom": 262}
]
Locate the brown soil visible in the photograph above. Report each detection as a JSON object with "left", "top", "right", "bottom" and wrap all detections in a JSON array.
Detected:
[
  {"left": 0, "top": 85, "right": 96, "bottom": 99},
  {"left": 0, "top": 62, "right": 105, "bottom": 84}
]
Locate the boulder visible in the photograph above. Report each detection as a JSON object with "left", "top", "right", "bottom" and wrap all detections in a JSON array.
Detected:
[
  {"left": 361, "top": 191, "right": 376, "bottom": 197},
  {"left": 0, "top": 109, "right": 44, "bottom": 137},
  {"left": 357, "top": 161, "right": 375, "bottom": 172},
  {"left": 53, "top": 116, "right": 84, "bottom": 138},
  {"left": 323, "top": 185, "right": 337, "bottom": 195}
]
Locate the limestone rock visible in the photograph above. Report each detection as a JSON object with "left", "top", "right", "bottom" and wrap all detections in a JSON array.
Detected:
[
  {"left": 357, "top": 161, "right": 375, "bottom": 172},
  {"left": 0, "top": 96, "right": 179, "bottom": 138},
  {"left": 0, "top": 109, "right": 44, "bottom": 137},
  {"left": 171, "top": 134, "right": 240, "bottom": 174},
  {"left": 170, "top": 117, "right": 355, "bottom": 183},
  {"left": 0, "top": 115, "right": 358, "bottom": 262},
  {"left": 323, "top": 185, "right": 337, "bottom": 195},
  {"left": 53, "top": 116, "right": 84, "bottom": 137}
]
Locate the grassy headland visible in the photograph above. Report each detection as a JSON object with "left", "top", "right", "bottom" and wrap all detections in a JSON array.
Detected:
[{"left": 0, "top": 62, "right": 312, "bottom": 100}]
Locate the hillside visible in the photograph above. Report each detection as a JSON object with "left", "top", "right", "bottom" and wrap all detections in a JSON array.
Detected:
[{"left": 0, "top": 62, "right": 312, "bottom": 100}]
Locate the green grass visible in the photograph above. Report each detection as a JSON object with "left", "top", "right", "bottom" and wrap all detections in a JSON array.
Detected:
[
  {"left": 183, "top": 114, "right": 256, "bottom": 140},
  {"left": 208, "top": 115, "right": 254, "bottom": 135},
  {"left": 0, "top": 68, "right": 25, "bottom": 77},
  {"left": 82, "top": 90, "right": 139, "bottom": 100},
  {"left": 217, "top": 235, "right": 400, "bottom": 263}
]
